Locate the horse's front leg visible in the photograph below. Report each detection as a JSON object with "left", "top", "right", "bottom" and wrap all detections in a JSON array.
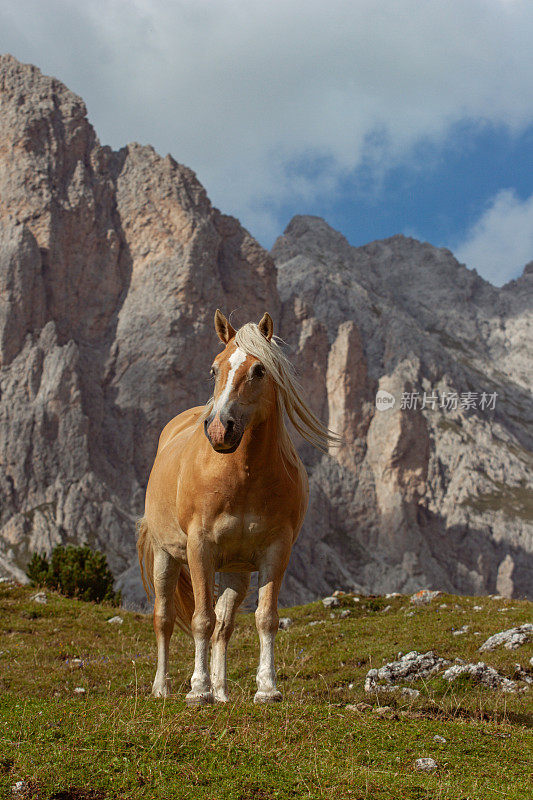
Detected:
[
  {"left": 211, "top": 571, "right": 250, "bottom": 702},
  {"left": 254, "top": 539, "right": 291, "bottom": 704},
  {"left": 186, "top": 534, "right": 216, "bottom": 706}
]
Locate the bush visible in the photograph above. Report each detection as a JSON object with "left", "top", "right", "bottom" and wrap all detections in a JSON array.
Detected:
[{"left": 26, "top": 545, "right": 121, "bottom": 605}]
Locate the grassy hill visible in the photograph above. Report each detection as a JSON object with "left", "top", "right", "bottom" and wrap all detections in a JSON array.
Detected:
[{"left": 0, "top": 582, "right": 531, "bottom": 799}]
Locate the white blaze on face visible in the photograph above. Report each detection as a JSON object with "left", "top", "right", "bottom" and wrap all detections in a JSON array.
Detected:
[{"left": 213, "top": 347, "right": 246, "bottom": 413}]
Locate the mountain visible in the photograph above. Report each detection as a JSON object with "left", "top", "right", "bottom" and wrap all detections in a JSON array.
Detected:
[
  {"left": 274, "top": 217, "right": 532, "bottom": 601},
  {"left": 0, "top": 55, "right": 277, "bottom": 602},
  {"left": 0, "top": 56, "right": 531, "bottom": 603}
]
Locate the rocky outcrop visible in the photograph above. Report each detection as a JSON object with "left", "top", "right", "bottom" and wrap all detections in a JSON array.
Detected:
[
  {"left": 0, "top": 56, "right": 531, "bottom": 605},
  {"left": 0, "top": 55, "right": 277, "bottom": 603},
  {"left": 273, "top": 216, "right": 533, "bottom": 603}
]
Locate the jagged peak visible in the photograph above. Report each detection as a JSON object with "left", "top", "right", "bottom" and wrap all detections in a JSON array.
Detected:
[
  {"left": 282, "top": 214, "right": 350, "bottom": 244},
  {"left": 0, "top": 53, "right": 88, "bottom": 119},
  {"left": 276, "top": 214, "right": 506, "bottom": 301}
]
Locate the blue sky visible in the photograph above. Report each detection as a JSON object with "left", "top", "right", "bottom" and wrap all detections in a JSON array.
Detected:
[
  {"left": 1, "top": 0, "right": 533, "bottom": 286},
  {"left": 297, "top": 122, "right": 533, "bottom": 268}
]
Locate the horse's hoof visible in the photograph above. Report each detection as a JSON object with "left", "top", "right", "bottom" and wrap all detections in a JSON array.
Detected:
[
  {"left": 254, "top": 690, "right": 282, "bottom": 704},
  {"left": 151, "top": 682, "right": 171, "bottom": 698},
  {"left": 185, "top": 690, "right": 215, "bottom": 707},
  {"left": 213, "top": 690, "right": 230, "bottom": 704}
]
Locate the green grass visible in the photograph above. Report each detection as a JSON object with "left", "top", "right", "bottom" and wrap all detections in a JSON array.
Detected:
[
  {"left": 0, "top": 584, "right": 532, "bottom": 799},
  {"left": 461, "top": 480, "right": 533, "bottom": 521}
]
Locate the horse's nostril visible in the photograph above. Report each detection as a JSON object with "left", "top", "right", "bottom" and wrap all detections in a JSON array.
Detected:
[{"left": 226, "top": 418, "right": 234, "bottom": 433}]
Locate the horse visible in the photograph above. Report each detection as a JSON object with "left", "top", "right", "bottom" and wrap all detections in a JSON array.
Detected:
[{"left": 137, "top": 309, "right": 337, "bottom": 705}]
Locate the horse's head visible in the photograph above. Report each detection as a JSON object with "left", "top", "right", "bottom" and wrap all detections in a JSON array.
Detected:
[{"left": 204, "top": 310, "right": 276, "bottom": 453}]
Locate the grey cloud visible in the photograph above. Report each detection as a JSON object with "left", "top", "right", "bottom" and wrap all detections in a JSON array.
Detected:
[{"left": 1, "top": 0, "right": 533, "bottom": 250}]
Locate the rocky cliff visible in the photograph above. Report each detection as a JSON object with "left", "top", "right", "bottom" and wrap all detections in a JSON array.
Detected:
[
  {"left": 0, "top": 56, "right": 531, "bottom": 603},
  {"left": 0, "top": 55, "right": 278, "bottom": 602},
  {"left": 274, "top": 217, "right": 532, "bottom": 602}
]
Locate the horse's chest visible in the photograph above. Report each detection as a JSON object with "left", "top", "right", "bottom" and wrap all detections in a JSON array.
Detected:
[{"left": 211, "top": 511, "right": 268, "bottom": 547}]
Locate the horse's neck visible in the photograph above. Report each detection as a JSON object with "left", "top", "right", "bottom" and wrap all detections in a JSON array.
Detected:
[{"left": 236, "top": 408, "right": 284, "bottom": 472}]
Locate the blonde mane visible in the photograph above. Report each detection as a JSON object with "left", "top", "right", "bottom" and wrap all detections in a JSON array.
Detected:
[{"left": 233, "top": 322, "right": 340, "bottom": 465}]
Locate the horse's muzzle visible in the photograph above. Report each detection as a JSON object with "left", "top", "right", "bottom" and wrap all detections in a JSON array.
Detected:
[{"left": 204, "top": 412, "right": 243, "bottom": 453}]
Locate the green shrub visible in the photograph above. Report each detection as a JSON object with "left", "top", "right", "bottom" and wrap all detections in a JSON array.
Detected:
[{"left": 26, "top": 545, "right": 121, "bottom": 605}]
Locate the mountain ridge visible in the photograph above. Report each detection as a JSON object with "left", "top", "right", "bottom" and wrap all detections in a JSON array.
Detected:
[{"left": 0, "top": 55, "right": 531, "bottom": 604}]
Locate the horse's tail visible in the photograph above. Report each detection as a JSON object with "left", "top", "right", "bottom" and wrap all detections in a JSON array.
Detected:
[
  {"left": 136, "top": 517, "right": 154, "bottom": 599},
  {"left": 136, "top": 517, "right": 194, "bottom": 637}
]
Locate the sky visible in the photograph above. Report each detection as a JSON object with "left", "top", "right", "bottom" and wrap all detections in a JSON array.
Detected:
[{"left": 1, "top": 0, "right": 533, "bottom": 286}]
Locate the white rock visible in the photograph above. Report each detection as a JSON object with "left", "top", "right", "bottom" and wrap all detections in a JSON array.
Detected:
[
  {"left": 278, "top": 617, "right": 292, "bottom": 630},
  {"left": 339, "top": 609, "right": 351, "bottom": 618},
  {"left": 11, "top": 781, "right": 29, "bottom": 795},
  {"left": 452, "top": 625, "right": 469, "bottom": 636},
  {"left": 381, "top": 605, "right": 392, "bottom": 613},
  {"left": 365, "top": 650, "right": 450, "bottom": 692},
  {"left": 107, "top": 615, "right": 123, "bottom": 625},
  {"left": 30, "top": 591, "right": 47, "bottom": 604},
  {"left": 433, "top": 735, "right": 446, "bottom": 744},
  {"left": 479, "top": 624, "right": 533, "bottom": 652},
  {"left": 400, "top": 687, "right": 420, "bottom": 698},
  {"left": 386, "top": 592, "right": 401, "bottom": 598},
  {"left": 513, "top": 664, "right": 533, "bottom": 685},
  {"left": 73, "top": 687, "right": 86, "bottom": 694},
  {"left": 473, "top": 605, "right": 483, "bottom": 611},
  {"left": 368, "top": 683, "right": 399, "bottom": 694},
  {"left": 439, "top": 603, "right": 448, "bottom": 609},
  {"left": 414, "top": 758, "right": 438, "bottom": 772},
  {"left": 442, "top": 662, "right": 520, "bottom": 692},
  {"left": 322, "top": 596, "right": 340, "bottom": 608},
  {"left": 410, "top": 590, "right": 440, "bottom": 605}
]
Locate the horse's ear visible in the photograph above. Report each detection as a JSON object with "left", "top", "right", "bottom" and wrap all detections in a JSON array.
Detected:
[
  {"left": 214, "top": 309, "right": 236, "bottom": 344},
  {"left": 258, "top": 312, "right": 274, "bottom": 341}
]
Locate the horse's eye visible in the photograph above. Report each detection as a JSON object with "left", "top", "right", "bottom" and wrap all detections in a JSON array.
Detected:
[{"left": 252, "top": 364, "right": 265, "bottom": 379}]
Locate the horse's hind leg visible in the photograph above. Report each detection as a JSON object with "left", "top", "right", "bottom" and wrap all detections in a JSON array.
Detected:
[
  {"left": 151, "top": 546, "right": 180, "bottom": 697},
  {"left": 210, "top": 571, "right": 250, "bottom": 703}
]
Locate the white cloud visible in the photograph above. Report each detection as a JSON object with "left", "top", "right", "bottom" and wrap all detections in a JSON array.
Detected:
[
  {"left": 1, "top": 0, "right": 533, "bottom": 242},
  {"left": 455, "top": 190, "right": 533, "bottom": 285}
]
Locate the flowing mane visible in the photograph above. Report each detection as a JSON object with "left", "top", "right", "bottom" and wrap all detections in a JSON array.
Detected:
[{"left": 233, "top": 322, "right": 340, "bottom": 464}]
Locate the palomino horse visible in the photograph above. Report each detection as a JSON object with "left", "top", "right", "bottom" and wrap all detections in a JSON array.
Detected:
[{"left": 137, "top": 310, "right": 337, "bottom": 705}]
